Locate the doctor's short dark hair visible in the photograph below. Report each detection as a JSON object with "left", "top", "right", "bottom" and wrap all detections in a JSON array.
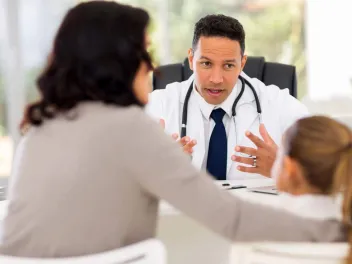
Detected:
[
  {"left": 21, "top": 1, "right": 153, "bottom": 130},
  {"left": 192, "top": 14, "right": 246, "bottom": 56}
]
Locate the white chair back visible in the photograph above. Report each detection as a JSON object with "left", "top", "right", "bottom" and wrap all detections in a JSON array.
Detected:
[
  {"left": 239, "top": 243, "right": 348, "bottom": 264},
  {"left": 0, "top": 239, "right": 166, "bottom": 264}
]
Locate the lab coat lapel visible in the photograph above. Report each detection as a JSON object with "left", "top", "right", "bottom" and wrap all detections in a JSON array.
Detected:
[
  {"left": 234, "top": 74, "right": 259, "bottom": 145},
  {"left": 235, "top": 103, "right": 259, "bottom": 145},
  {"left": 226, "top": 118, "right": 236, "bottom": 175},
  {"left": 179, "top": 76, "right": 206, "bottom": 169},
  {"left": 187, "top": 96, "right": 205, "bottom": 170},
  {"left": 165, "top": 76, "right": 193, "bottom": 136},
  {"left": 227, "top": 74, "right": 258, "bottom": 174}
]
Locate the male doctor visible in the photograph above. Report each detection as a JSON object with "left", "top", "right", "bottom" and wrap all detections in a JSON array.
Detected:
[{"left": 146, "top": 14, "right": 309, "bottom": 180}]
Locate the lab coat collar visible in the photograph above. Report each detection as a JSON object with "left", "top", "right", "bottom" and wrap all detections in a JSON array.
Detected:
[
  {"left": 193, "top": 81, "right": 237, "bottom": 120},
  {"left": 183, "top": 72, "right": 255, "bottom": 117},
  {"left": 279, "top": 193, "right": 342, "bottom": 221}
]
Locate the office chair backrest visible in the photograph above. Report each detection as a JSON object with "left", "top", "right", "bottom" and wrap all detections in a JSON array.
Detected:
[
  {"left": 0, "top": 239, "right": 167, "bottom": 264},
  {"left": 153, "top": 56, "right": 297, "bottom": 98}
]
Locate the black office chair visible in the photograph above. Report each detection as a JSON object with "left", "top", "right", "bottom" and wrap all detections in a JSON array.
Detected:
[{"left": 153, "top": 56, "right": 297, "bottom": 98}]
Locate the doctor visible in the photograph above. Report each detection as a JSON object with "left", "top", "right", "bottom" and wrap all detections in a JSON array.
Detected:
[{"left": 146, "top": 14, "right": 309, "bottom": 180}]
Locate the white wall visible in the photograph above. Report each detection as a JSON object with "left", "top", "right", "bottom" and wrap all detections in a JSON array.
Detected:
[{"left": 305, "top": 0, "right": 352, "bottom": 100}]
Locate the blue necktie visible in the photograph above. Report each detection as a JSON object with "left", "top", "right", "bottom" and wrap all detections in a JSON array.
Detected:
[{"left": 206, "top": 108, "right": 227, "bottom": 180}]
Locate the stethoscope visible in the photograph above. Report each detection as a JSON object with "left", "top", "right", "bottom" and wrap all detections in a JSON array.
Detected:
[{"left": 180, "top": 75, "right": 262, "bottom": 141}]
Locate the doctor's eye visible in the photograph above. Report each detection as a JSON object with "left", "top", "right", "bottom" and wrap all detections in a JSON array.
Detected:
[
  {"left": 200, "top": 61, "right": 212, "bottom": 68},
  {"left": 224, "top": 64, "right": 235, "bottom": 70}
]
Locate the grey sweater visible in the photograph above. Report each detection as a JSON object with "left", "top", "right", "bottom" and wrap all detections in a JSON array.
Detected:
[{"left": 0, "top": 103, "right": 346, "bottom": 258}]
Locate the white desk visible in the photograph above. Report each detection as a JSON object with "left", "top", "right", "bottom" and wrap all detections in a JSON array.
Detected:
[
  {"left": 157, "top": 178, "right": 283, "bottom": 264},
  {"left": 0, "top": 178, "right": 280, "bottom": 264},
  {"left": 160, "top": 178, "right": 278, "bottom": 216}
]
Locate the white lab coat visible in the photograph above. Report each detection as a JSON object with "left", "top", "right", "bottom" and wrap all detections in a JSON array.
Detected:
[{"left": 145, "top": 72, "right": 309, "bottom": 179}]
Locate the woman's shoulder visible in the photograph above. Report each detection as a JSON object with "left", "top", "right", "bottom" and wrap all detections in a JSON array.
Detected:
[
  {"left": 74, "top": 102, "right": 148, "bottom": 125},
  {"left": 100, "top": 104, "right": 155, "bottom": 128},
  {"left": 89, "top": 103, "right": 161, "bottom": 138},
  {"left": 21, "top": 103, "right": 150, "bottom": 137},
  {"left": 20, "top": 103, "right": 159, "bottom": 146}
]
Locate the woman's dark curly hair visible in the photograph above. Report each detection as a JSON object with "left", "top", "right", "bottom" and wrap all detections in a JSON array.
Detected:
[{"left": 21, "top": 1, "right": 153, "bottom": 130}]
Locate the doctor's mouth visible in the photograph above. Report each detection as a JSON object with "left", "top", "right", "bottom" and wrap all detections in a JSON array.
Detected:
[{"left": 205, "top": 88, "right": 225, "bottom": 97}]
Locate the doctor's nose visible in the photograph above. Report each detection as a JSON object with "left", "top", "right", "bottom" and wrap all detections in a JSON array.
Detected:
[{"left": 209, "top": 69, "right": 223, "bottom": 84}]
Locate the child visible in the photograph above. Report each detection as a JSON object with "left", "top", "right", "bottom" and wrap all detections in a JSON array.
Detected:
[{"left": 272, "top": 115, "right": 351, "bottom": 261}]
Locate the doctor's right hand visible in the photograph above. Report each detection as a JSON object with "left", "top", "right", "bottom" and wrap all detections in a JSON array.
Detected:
[{"left": 159, "top": 119, "right": 196, "bottom": 155}]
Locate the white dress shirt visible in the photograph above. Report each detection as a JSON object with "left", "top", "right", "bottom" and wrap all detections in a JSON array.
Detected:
[{"left": 192, "top": 83, "right": 239, "bottom": 170}]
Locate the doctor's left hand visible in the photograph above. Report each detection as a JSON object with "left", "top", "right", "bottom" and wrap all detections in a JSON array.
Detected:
[
  {"left": 231, "top": 124, "right": 278, "bottom": 177},
  {"left": 159, "top": 119, "right": 196, "bottom": 155},
  {"left": 171, "top": 134, "right": 197, "bottom": 155}
]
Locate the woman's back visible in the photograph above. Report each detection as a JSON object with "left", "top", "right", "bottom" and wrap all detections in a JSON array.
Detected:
[
  {"left": 2, "top": 103, "right": 160, "bottom": 257},
  {"left": 1, "top": 104, "right": 347, "bottom": 258}
]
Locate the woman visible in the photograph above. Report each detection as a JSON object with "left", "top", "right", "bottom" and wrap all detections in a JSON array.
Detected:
[{"left": 0, "top": 1, "right": 347, "bottom": 258}]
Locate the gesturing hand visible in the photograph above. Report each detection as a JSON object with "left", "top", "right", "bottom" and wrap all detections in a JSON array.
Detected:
[
  {"left": 160, "top": 119, "right": 197, "bottom": 155},
  {"left": 231, "top": 124, "right": 278, "bottom": 177}
]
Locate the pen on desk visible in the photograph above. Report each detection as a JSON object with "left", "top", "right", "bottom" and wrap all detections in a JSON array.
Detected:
[
  {"left": 226, "top": 185, "right": 246, "bottom": 190},
  {"left": 250, "top": 190, "right": 279, "bottom": 195}
]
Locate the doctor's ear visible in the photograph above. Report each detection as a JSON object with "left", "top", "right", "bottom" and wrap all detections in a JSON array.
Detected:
[
  {"left": 188, "top": 48, "right": 194, "bottom": 71},
  {"left": 241, "top": 55, "right": 247, "bottom": 71}
]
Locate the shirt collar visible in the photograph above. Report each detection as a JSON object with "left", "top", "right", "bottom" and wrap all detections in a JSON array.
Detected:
[
  {"left": 193, "top": 81, "right": 239, "bottom": 121},
  {"left": 279, "top": 193, "right": 342, "bottom": 221}
]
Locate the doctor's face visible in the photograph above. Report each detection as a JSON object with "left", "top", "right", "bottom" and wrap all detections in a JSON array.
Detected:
[{"left": 188, "top": 36, "right": 247, "bottom": 105}]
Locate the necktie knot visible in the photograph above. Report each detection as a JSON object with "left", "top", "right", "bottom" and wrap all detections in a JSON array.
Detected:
[{"left": 210, "top": 108, "right": 226, "bottom": 124}]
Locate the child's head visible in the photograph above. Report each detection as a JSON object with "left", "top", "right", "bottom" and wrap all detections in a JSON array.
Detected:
[{"left": 273, "top": 116, "right": 351, "bottom": 199}]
